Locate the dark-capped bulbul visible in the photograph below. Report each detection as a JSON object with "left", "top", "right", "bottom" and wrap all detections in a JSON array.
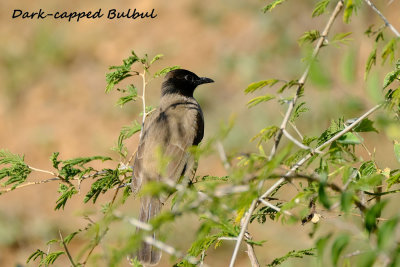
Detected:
[{"left": 131, "top": 69, "right": 214, "bottom": 265}]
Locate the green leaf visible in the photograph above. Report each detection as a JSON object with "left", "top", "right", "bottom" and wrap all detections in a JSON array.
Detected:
[
  {"left": 359, "top": 161, "right": 377, "bottom": 177},
  {"left": 337, "top": 132, "right": 362, "bottom": 144},
  {"left": 340, "top": 191, "right": 353, "bottom": 213},
  {"left": 247, "top": 94, "right": 275, "bottom": 108},
  {"left": 312, "top": 0, "right": 330, "bottom": 17},
  {"left": 250, "top": 125, "right": 279, "bottom": 144},
  {"left": 298, "top": 30, "right": 320, "bottom": 46},
  {"left": 365, "top": 200, "right": 387, "bottom": 233},
  {"left": 113, "top": 121, "right": 141, "bottom": 157},
  {"left": 277, "top": 79, "right": 298, "bottom": 93},
  {"left": 387, "top": 172, "right": 400, "bottom": 188},
  {"left": 331, "top": 234, "right": 350, "bottom": 266},
  {"left": 251, "top": 205, "right": 279, "bottom": 223},
  {"left": 353, "top": 118, "right": 378, "bottom": 133},
  {"left": 377, "top": 217, "right": 399, "bottom": 250},
  {"left": 394, "top": 141, "right": 400, "bottom": 163},
  {"left": 64, "top": 231, "right": 80, "bottom": 245},
  {"left": 316, "top": 234, "right": 332, "bottom": 260},
  {"left": 317, "top": 117, "right": 345, "bottom": 146},
  {"left": 50, "top": 152, "right": 61, "bottom": 169},
  {"left": 244, "top": 79, "right": 279, "bottom": 94},
  {"left": 26, "top": 249, "right": 46, "bottom": 264},
  {"left": 0, "top": 149, "right": 25, "bottom": 165},
  {"left": 332, "top": 32, "right": 353, "bottom": 45},
  {"left": 42, "top": 251, "right": 65, "bottom": 265},
  {"left": 150, "top": 54, "right": 163, "bottom": 65},
  {"left": 105, "top": 51, "right": 139, "bottom": 93},
  {"left": 267, "top": 248, "right": 316, "bottom": 266},
  {"left": 290, "top": 102, "right": 309, "bottom": 122},
  {"left": 381, "top": 38, "right": 397, "bottom": 65},
  {"left": 353, "top": 174, "right": 383, "bottom": 191},
  {"left": 46, "top": 239, "right": 59, "bottom": 245},
  {"left": 343, "top": 0, "right": 360, "bottom": 24},
  {"left": 262, "top": 0, "right": 287, "bottom": 12},
  {"left": 0, "top": 150, "right": 31, "bottom": 188},
  {"left": 318, "top": 183, "right": 331, "bottom": 209},
  {"left": 84, "top": 169, "right": 121, "bottom": 203},
  {"left": 116, "top": 84, "right": 138, "bottom": 107},
  {"left": 356, "top": 251, "right": 377, "bottom": 267},
  {"left": 153, "top": 66, "right": 180, "bottom": 78},
  {"left": 365, "top": 47, "right": 377, "bottom": 79},
  {"left": 55, "top": 184, "right": 78, "bottom": 210},
  {"left": 383, "top": 70, "right": 400, "bottom": 89}
]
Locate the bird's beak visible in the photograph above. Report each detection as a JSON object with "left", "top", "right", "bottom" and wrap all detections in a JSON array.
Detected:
[{"left": 197, "top": 77, "right": 214, "bottom": 85}]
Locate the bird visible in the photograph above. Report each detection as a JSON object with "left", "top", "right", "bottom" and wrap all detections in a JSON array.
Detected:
[{"left": 131, "top": 69, "right": 214, "bottom": 265}]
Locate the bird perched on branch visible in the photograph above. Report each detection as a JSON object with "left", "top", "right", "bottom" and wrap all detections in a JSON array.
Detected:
[{"left": 131, "top": 69, "right": 214, "bottom": 265}]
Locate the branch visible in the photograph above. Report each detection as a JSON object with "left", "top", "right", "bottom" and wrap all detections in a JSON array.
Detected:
[
  {"left": 59, "top": 230, "right": 77, "bottom": 267},
  {"left": 282, "top": 129, "right": 322, "bottom": 153},
  {"left": 216, "top": 141, "right": 231, "bottom": 170},
  {"left": 229, "top": 199, "right": 258, "bottom": 267},
  {"left": 268, "top": 0, "right": 344, "bottom": 160},
  {"left": 139, "top": 69, "right": 147, "bottom": 139},
  {"left": 230, "top": 103, "right": 381, "bottom": 267},
  {"left": 29, "top": 166, "right": 73, "bottom": 186},
  {"left": 0, "top": 177, "right": 61, "bottom": 193},
  {"left": 229, "top": 3, "right": 346, "bottom": 266},
  {"left": 261, "top": 103, "right": 381, "bottom": 200},
  {"left": 244, "top": 231, "right": 260, "bottom": 267},
  {"left": 142, "top": 236, "right": 204, "bottom": 266},
  {"left": 259, "top": 198, "right": 294, "bottom": 217},
  {"left": 363, "top": 0, "right": 400, "bottom": 37}
]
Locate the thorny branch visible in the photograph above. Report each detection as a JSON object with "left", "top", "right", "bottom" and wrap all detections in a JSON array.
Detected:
[
  {"left": 229, "top": 2, "right": 345, "bottom": 266},
  {"left": 230, "top": 103, "right": 381, "bottom": 266},
  {"left": 268, "top": 0, "right": 345, "bottom": 161}
]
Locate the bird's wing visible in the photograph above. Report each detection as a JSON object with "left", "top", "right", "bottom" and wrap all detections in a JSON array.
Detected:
[
  {"left": 132, "top": 100, "right": 202, "bottom": 193},
  {"left": 132, "top": 110, "right": 160, "bottom": 193}
]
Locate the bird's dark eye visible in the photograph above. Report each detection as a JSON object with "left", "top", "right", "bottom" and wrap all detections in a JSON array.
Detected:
[{"left": 184, "top": 75, "right": 194, "bottom": 82}]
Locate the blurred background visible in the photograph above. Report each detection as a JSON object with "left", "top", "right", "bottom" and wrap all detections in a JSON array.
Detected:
[{"left": 0, "top": 0, "right": 399, "bottom": 266}]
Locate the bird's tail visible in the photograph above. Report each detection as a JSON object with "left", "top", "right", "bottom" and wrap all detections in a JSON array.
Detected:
[{"left": 136, "top": 196, "right": 162, "bottom": 265}]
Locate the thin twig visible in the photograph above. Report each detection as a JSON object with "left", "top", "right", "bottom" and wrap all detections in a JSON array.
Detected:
[
  {"left": 216, "top": 141, "right": 231, "bottom": 170},
  {"left": 259, "top": 198, "right": 293, "bottom": 216},
  {"left": 283, "top": 129, "right": 322, "bottom": 153},
  {"left": 279, "top": 110, "right": 304, "bottom": 140},
  {"left": 0, "top": 177, "right": 60, "bottom": 193},
  {"left": 363, "top": 0, "right": 400, "bottom": 37},
  {"left": 59, "top": 230, "right": 77, "bottom": 267},
  {"left": 142, "top": 236, "right": 204, "bottom": 266},
  {"left": 244, "top": 231, "right": 260, "bottom": 267},
  {"left": 28, "top": 166, "right": 56, "bottom": 176},
  {"left": 218, "top": 237, "right": 238, "bottom": 241},
  {"left": 140, "top": 69, "right": 147, "bottom": 139},
  {"left": 29, "top": 166, "right": 73, "bottom": 186},
  {"left": 229, "top": 199, "right": 258, "bottom": 267},
  {"left": 268, "top": 0, "right": 345, "bottom": 161}
]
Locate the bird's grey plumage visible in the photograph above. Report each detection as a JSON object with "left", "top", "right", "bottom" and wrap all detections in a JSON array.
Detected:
[{"left": 131, "top": 69, "right": 213, "bottom": 265}]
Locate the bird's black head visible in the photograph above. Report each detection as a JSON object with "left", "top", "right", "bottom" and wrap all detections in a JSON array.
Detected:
[{"left": 161, "top": 69, "right": 214, "bottom": 97}]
